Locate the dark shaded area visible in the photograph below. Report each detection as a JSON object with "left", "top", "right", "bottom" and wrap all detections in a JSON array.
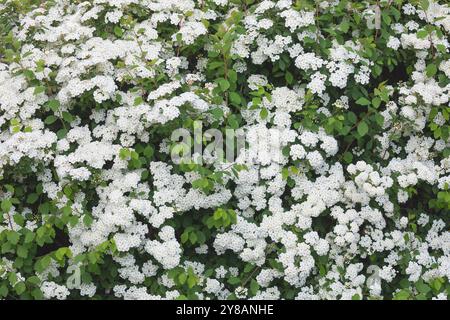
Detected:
[{"left": 36, "top": 228, "right": 71, "bottom": 256}]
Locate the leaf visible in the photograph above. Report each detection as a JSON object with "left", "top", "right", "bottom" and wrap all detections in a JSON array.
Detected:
[
  {"left": 416, "top": 280, "right": 431, "bottom": 295},
  {"left": 356, "top": 97, "right": 371, "bottom": 106},
  {"left": 1, "top": 199, "right": 12, "bottom": 212},
  {"left": 357, "top": 121, "right": 369, "bottom": 137},
  {"left": 33, "top": 86, "right": 45, "bottom": 95},
  {"left": 7, "top": 232, "right": 20, "bottom": 245},
  {"left": 62, "top": 111, "right": 74, "bottom": 123},
  {"left": 229, "top": 92, "right": 241, "bottom": 105},
  {"left": 143, "top": 145, "right": 154, "bottom": 158},
  {"left": 260, "top": 108, "right": 268, "bottom": 120},
  {"left": 47, "top": 99, "right": 60, "bottom": 111},
  {"left": 285, "top": 71, "right": 294, "bottom": 84},
  {"left": 180, "top": 232, "right": 189, "bottom": 244},
  {"left": 17, "top": 246, "right": 28, "bottom": 258},
  {"left": 343, "top": 151, "right": 353, "bottom": 164},
  {"left": 420, "top": 0, "right": 430, "bottom": 11},
  {"left": 178, "top": 273, "right": 187, "bottom": 285},
  {"left": 189, "top": 232, "right": 197, "bottom": 244},
  {"left": 14, "top": 282, "right": 26, "bottom": 295},
  {"left": 416, "top": 30, "right": 428, "bottom": 39},
  {"left": 114, "top": 26, "right": 123, "bottom": 37},
  {"left": 339, "top": 21, "right": 350, "bottom": 33},
  {"left": 227, "top": 277, "right": 241, "bottom": 285},
  {"left": 26, "top": 193, "right": 39, "bottom": 204},
  {"left": 250, "top": 279, "right": 260, "bottom": 295},
  {"left": 134, "top": 96, "right": 144, "bottom": 106},
  {"left": 426, "top": 64, "right": 437, "bottom": 77},
  {"left": 372, "top": 97, "right": 381, "bottom": 109},
  {"left": 210, "top": 107, "right": 224, "bottom": 120},
  {"left": 208, "top": 61, "right": 223, "bottom": 70},
  {"left": 44, "top": 115, "right": 57, "bottom": 125},
  {"left": 24, "top": 232, "right": 35, "bottom": 244},
  {"left": 218, "top": 78, "right": 230, "bottom": 91},
  {"left": 187, "top": 275, "right": 197, "bottom": 288},
  {"left": 213, "top": 209, "right": 223, "bottom": 220}
]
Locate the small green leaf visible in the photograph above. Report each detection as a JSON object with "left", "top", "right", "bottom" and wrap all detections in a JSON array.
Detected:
[
  {"left": 1, "top": 199, "right": 12, "bottom": 212},
  {"left": 357, "top": 121, "right": 369, "bottom": 137},
  {"left": 229, "top": 92, "right": 241, "bottom": 105},
  {"left": 250, "top": 279, "right": 260, "bottom": 295},
  {"left": 416, "top": 30, "right": 428, "bottom": 39},
  {"left": 44, "top": 115, "right": 57, "bottom": 125},
  {"left": 426, "top": 64, "right": 437, "bottom": 77},
  {"left": 178, "top": 273, "right": 187, "bottom": 285},
  {"left": 356, "top": 97, "right": 371, "bottom": 106},
  {"left": 33, "top": 86, "right": 45, "bottom": 95},
  {"left": 47, "top": 99, "right": 60, "bottom": 111},
  {"left": 218, "top": 78, "right": 230, "bottom": 92},
  {"left": 7, "top": 232, "right": 20, "bottom": 245},
  {"left": 17, "top": 246, "right": 28, "bottom": 258},
  {"left": 260, "top": 108, "right": 268, "bottom": 120},
  {"left": 15, "top": 282, "right": 26, "bottom": 295},
  {"left": 114, "top": 26, "right": 123, "bottom": 37},
  {"left": 134, "top": 96, "right": 144, "bottom": 106}
]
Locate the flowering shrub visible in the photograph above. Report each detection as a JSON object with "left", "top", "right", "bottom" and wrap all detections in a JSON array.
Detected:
[{"left": 0, "top": 0, "right": 449, "bottom": 300}]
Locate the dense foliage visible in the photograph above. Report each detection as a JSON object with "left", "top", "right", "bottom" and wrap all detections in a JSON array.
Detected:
[{"left": 0, "top": 0, "right": 449, "bottom": 300}]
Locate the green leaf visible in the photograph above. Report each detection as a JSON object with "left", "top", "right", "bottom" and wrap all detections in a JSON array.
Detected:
[
  {"left": 0, "top": 285, "right": 8, "bottom": 297},
  {"left": 7, "top": 232, "right": 20, "bottom": 245},
  {"left": 285, "top": 71, "right": 294, "bottom": 84},
  {"left": 180, "top": 232, "right": 189, "bottom": 244},
  {"left": 426, "top": 64, "right": 437, "bottom": 77},
  {"left": 357, "top": 121, "right": 369, "bottom": 137},
  {"left": 17, "top": 246, "right": 28, "bottom": 258},
  {"left": 213, "top": 209, "right": 223, "bottom": 220},
  {"left": 24, "top": 232, "right": 35, "bottom": 244},
  {"left": 250, "top": 279, "right": 260, "bottom": 295},
  {"left": 416, "top": 30, "right": 428, "bottom": 39},
  {"left": 372, "top": 97, "right": 381, "bottom": 109},
  {"left": 394, "top": 289, "right": 410, "bottom": 300},
  {"left": 210, "top": 107, "right": 224, "bottom": 120},
  {"left": 260, "top": 108, "right": 268, "bottom": 120},
  {"left": 208, "top": 61, "right": 223, "bottom": 70},
  {"left": 44, "top": 115, "right": 57, "bottom": 125},
  {"left": 339, "top": 21, "right": 350, "bottom": 33},
  {"left": 227, "top": 277, "right": 241, "bottom": 285},
  {"left": 416, "top": 280, "right": 431, "bottom": 295},
  {"left": 134, "top": 96, "right": 144, "bottom": 106},
  {"left": 33, "top": 86, "right": 45, "bottom": 95},
  {"left": 218, "top": 78, "right": 230, "bottom": 91},
  {"left": 15, "top": 282, "right": 26, "bottom": 295},
  {"left": 229, "top": 92, "right": 241, "bottom": 105},
  {"left": 143, "top": 145, "right": 154, "bottom": 158},
  {"left": 420, "top": 0, "right": 430, "bottom": 11},
  {"left": 343, "top": 151, "right": 353, "bottom": 164},
  {"left": 189, "top": 232, "right": 197, "bottom": 244},
  {"left": 26, "top": 193, "right": 39, "bottom": 204},
  {"left": 187, "top": 275, "right": 197, "bottom": 288},
  {"left": 62, "top": 111, "right": 74, "bottom": 123},
  {"left": 356, "top": 97, "right": 371, "bottom": 106},
  {"left": 1, "top": 199, "right": 12, "bottom": 212},
  {"left": 47, "top": 99, "right": 60, "bottom": 111},
  {"left": 114, "top": 26, "right": 123, "bottom": 37},
  {"left": 178, "top": 273, "right": 187, "bottom": 285}
]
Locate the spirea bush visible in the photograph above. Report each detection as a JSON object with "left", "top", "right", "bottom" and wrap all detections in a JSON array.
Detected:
[{"left": 0, "top": 0, "right": 449, "bottom": 300}]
